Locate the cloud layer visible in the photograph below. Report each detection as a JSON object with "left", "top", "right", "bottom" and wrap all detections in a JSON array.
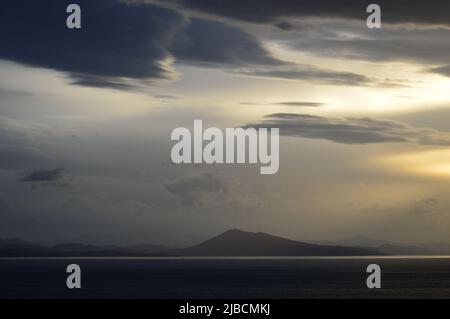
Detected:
[
  {"left": 246, "top": 113, "right": 450, "bottom": 145},
  {"left": 160, "top": 0, "right": 450, "bottom": 26},
  {"left": 165, "top": 171, "right": 257, "bottom": 210},
  {"left": 170, "top": 19, "right": 285, "bottom": 67},
  {"left": 237, "top": 65, "right": 375, "bottom": 86},
  {"left": 0, "top": 0, "right": 187, "bottom": 88},
  {"left": 0, "top": 0, "right": 288, "bottom": 89},
  {"left": 18, "top": 168, "right": 65, "bottom": 183},
  {"left": 1, "top": 0, "right": 386, "bottom": 89}
]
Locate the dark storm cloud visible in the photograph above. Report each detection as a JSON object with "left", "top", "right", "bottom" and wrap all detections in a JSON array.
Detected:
[
  {"left": 170, "top": 18, "right": 286, "bottom": 67},
  {"left": 0, "top": 0, "right": 291, "bottom": 89},
  {"left": 157, "top": 0, "right": 450, "bottom": 26},
  {"left": 18, "top": 168, "right": 65, "bottom": 183},
  {"left": 0, "top": 0, "right": 187, "bottom": 89},
  {"left": 157, "top": 0, "right": 450, "bottom": 72},
  {"left": 245, "top": 113, "right": 450, "bottom": 145}
]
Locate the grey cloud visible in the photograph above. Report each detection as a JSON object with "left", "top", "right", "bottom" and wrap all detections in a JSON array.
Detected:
[
  {"left": 0, "top": 88, "right": 36, "bottom": 100},
  {"left": 276, "top": 102, "right": 324, "bottom": 107},
  {"left": 275, "top": 21, "right": 295, "bottom": 31},
  {"left": 165, "top": 171, "right": 258, "bottom": 209},
  {"left": 68, "top": 74, "right": 139, "bottom": 91},
  {"left": 241, "top": 101, "right": 324, "bottom": 107},
  {"left": 18, "top": 168, "right": 65, "bottom": 183},
  {"left": 165, "top": 171, "right": 233, "bottom": 205},
  {"left": 0, "top": 116, "right": 52, "bottom": 145},
  {"left": 156, "top": 0, "right": 450, "bottom": 26},
  {"left": 0, "top": 146, "right": 54, "bottom": 170},
  {"left": 152, "top": 94, "right": 179, "bottom": 100},
  {"left": 245, "top": 113, "right": 450, "bottom": 145},
  {"left": 0, "top": 116, "right": 57, "bottom": 170},
  {"left": 170, "top": 17, "right": 325, "bottom": 85},
  {"left": 410, "top": 198, "right": 439, "bottom": 216},
  {"left": 237, "top": 66, "right": 374, "bottom": 86},
  {"left": 274, "top": 21, "right": 450, "bottom": 68},
  {"left": 431, "top": 65, "right": 450, "bottom": 77}
]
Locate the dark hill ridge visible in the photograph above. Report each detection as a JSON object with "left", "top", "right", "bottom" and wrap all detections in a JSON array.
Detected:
[
  {"left": 177, "top": 229, "right": 379, "bottom": 256},
  {"left": 0, "top": 239, "right": 169, "bottom": 257},
  {"left": 5, "top": 229, "right": 443, "bottom": 257}
]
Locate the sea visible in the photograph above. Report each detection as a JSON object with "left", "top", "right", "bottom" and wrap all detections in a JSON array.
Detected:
[{"left": 1, "top": 256, "right": 450, "bottom": 299}]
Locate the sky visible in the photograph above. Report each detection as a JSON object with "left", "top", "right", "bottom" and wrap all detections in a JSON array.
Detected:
[{"left": 1, "top": 0, "right": 450, "bottom": 246}]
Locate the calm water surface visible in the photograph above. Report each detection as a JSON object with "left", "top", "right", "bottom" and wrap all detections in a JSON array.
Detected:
[{"left": 1, "top": 257, "right": 450, "bottom": 298}]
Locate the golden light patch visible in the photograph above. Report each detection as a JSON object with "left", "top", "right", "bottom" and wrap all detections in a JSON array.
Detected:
[{"left": 377, "top": 149, "right": 450, "bottom": 177}]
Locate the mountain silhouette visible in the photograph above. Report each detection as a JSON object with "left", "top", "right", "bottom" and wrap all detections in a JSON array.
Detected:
[
  {"left": 4, "top": 229, "right": 444, "bottom": 257},
  {"left": 176, "top": 229, "right": 379, "bottom": 256}
]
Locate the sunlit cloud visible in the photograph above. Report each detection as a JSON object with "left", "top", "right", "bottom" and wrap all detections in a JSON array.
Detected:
[{"left": 377, "top": 149, "right": 450, "bottom": 178}]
